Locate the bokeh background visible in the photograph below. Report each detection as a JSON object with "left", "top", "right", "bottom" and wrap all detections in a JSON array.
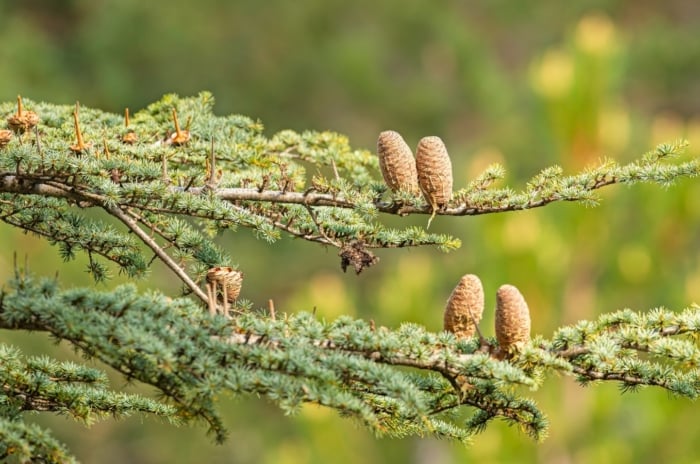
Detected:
[{"left": 2, "top": 1, "right": 700, "bottom": 463}]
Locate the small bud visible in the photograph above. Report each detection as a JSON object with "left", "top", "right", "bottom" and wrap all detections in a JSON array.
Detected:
[
  {"left": 376, "top": 130, "right": 420, "bottom": 194},
  {"left": 495, "top": 284, "right": 531, "bottom": 356},
  {"left": 416, "top": 136, "right": 453, "bottom": 211},
  {"left": 206, "top": 266, "right": 243, "bottom": 302},
  {"left": 0, "top": 129, "right": 12, "bottom": 149},
  {"left": 7, "top": 95, "right": 39, "bottom": 134},
  {"left": 444, "top": 274, "right": 484, "bottom": 339}
]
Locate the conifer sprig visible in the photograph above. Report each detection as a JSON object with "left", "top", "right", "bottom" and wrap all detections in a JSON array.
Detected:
[
  {"left": 1, "top": 94, "right": 697, "bottom": 285},
  {"left": 1, "top": 94, "right": 700, "bottom": 461}
]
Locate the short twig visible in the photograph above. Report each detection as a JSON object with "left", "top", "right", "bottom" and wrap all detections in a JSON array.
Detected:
[{"left": 104, "top": 203, "right": 209, "bottom": 304}]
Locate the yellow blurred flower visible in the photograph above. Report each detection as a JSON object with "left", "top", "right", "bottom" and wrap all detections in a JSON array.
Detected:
[
  {"left": 575, "top": 13, "right": 617, "bottom": 56},
  {"left": 617, "top": 244, "right": 651, "bottom": 283},
  {"left": 530, "top": 48, "right": 574, "bottom": 99},
  {"left": 598, "top": 104, "right": 630, "bottom": 152}
]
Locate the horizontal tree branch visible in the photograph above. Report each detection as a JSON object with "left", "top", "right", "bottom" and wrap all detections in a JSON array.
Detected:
[{"left": 0, "top": 173, "right": 620, "bottom": 217}]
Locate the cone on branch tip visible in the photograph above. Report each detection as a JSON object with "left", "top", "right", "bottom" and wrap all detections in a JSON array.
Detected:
[
  {"left": 416, "top": 136, "right": 453, "bottom": 227},
  {"left": 495, "top": 284, "right": 531, "bottom": 357},
  {"left": 444, "top": 274, "right": 484, "bottom": 340},
  {"left": 376, "top": 130, "right": 420, "bottom": 195}
]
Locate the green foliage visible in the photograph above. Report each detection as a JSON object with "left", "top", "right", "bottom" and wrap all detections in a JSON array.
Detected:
[
  {"left": 3, "top": 273, "right": 700, "bottom": 461},
  {"left": 1, "top": 94, "right": 700, "bottom": 462},
  {"left": 0, "top": 339, "right": 176, "bottom": 463}
]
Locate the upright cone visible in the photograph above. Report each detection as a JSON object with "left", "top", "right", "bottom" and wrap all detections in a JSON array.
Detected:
[
  {"left": 444, "top": 274, "right": 484, "bottom": 339},
  {"left": 416, "top": 136, "right": 453, "bottom": 211},
  {"left": 494, "top": 284, "right": 531, "bottom": 355},
  {"left": 206, "top": 266, "right": 243, "bottom": 302},
  {"left": 376, "top": 130, "right": 420, "bottom": 194}
]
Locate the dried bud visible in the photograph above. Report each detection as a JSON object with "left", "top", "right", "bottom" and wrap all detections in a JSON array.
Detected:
[
  {"left": 166, "top": 108, "right": 190, "bottom": 146},
  {"left": 69, "top": 105, "right": 91, "bottom": 154},
  {"left": 7, "top": 95, "right": 39, "bottom": 133},
  {"left": 122, "top": 131, "right": 138, "bottom": 144},
  {"left": 206, "top": 266, "right": 243, "bottom": 302},
  {"left": 376, "top": 130, "right": 420, "bottom": 194},
  {"left": 0, "top": 129, "right": 12, "bottom": 149},
  {"left": 495, "top": 284, "right": 531, "bottom": 355},
  {"left": 444, "top": 274, "right": 484, "bottom": 339},
  {"left": 121, "top": 108, "right": 138, "bottom": 144},
  {"left": 339, "top": 240, "right": 379, "bottom": 274},
  {"left": 416, "top": 136, "right": 453, "bottom": 211}
]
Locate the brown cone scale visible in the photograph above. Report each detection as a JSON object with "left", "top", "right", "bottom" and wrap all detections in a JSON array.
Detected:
[
  {"left": 444, "top": 274, "right": 484, "bottom": 339},
  {"left": 495, "top": 284, "right": 531, "bottom": 355},
  {"left": 376, "top": 130, "right": 420, "bottom": 194}
]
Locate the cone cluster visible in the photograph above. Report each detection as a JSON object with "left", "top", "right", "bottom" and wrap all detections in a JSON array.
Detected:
[
  {"left": 443, "top": 274, "right": 531, "bottom": 357},
  {"left": 376, "top": 131, "right": 453, "bottom": 211}
]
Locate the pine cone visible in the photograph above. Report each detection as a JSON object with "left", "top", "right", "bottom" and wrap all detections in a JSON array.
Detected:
[
  {"left": 495, "top": 284, "right": 531, "bottom": 355},
  {"left": 444, "top": 274, "right": 484, "bottom": 339},
  {"left": 206, "top": 266, "right": 243, "bottom": 302},
  {"left": 416, "top": 136, "right": 453, "bottom": 210},
  {"left": 376, "top": 130, "right": 419, "bottom": 194}
]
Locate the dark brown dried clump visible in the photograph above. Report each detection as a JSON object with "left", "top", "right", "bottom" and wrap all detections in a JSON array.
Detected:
[
  {"left": 339, "top": 240, "right": 379, "bottom": 274},
  {"left": 376, "top": 130, "right": 420, "bottom": 194},
  {"left": 444, "top": 274, "right": 484, "bottom": 339},
  {"left": 494, "top": 284, "right": 531, "bottom": 356}
]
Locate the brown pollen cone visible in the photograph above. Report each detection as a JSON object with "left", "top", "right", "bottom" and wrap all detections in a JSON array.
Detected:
[
  {"left": 376, "top": 130, "right": 419, "bottom": 194},
  {"left": 206, "top": 266, "right": 243, "bottom": 302},
  {"left": 495, "top": 284, "right": 531, "bottom": 356},
  {"left": 444, "top": 274, "right": 484, "bottom": 339},
  {"left": 415, "top": 136, "right": 453, "bottom": 210}
]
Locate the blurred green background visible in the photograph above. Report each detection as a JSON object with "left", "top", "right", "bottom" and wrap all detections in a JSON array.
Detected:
[{"left": 2, "top": 0, "right": 700, "bottom": 463}]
